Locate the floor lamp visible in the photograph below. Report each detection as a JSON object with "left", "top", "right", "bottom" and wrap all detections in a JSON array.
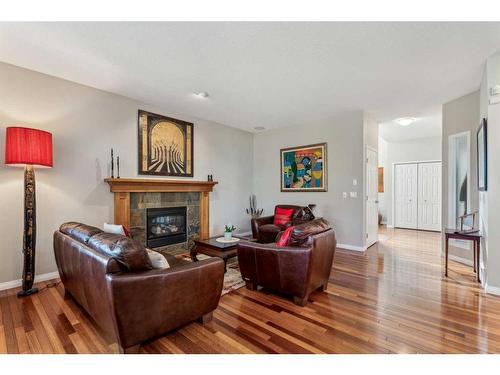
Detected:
[{"left": 5, "top": 127, "right": 53, "bottom": 297}]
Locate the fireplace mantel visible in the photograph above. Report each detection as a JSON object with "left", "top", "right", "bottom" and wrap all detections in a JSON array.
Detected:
[
  {"left": 104, "top": 178, "right": 218, "bottom": 239},
  {"left": 104, "top": 178, "right": 218, "bottom": 193}
]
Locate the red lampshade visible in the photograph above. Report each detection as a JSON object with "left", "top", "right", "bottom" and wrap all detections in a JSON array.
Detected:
[{"left": 5, "top": 127, "right": 53, "bottom": 168}]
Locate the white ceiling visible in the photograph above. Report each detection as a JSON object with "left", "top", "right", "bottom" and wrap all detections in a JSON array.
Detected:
[
  {"left": 379, "top": 110, "right": 442, "bottom": 142},
  {"left": 1, "top": 22, "right": 499, "bottom": 132}
]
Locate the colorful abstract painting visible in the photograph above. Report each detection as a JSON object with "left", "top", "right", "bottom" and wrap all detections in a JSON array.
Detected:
[
  {"left": 138, "top": 110, "right": 193, "bottom": 177},
  {"left": 280, "top": 143, "right": 327, "bottom": 192}
]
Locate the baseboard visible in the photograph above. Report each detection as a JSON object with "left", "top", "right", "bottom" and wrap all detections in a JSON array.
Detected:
[
  {"left": 0, "top": 271, "right": 60, "bottom": 292},
  {"left": 448, "top": 254, "right": 474, "bottom": 267},
  {"left": 485, "top": 284, "right": 500, "bottom": 296},
  {"left": 386, "top": 224, "right": 394, "bottom": 228},
  {"left": 336, "top": 243, "right": 367, "bottom": 252}
]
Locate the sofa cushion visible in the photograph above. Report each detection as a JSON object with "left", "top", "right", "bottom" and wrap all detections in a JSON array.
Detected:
[
  {"left": 59, "top": 222, "right": 103, "bottom": 244},
  {"left": 274, "top": 207, "right": 295, "bottom": 226},
  {"left": 88, "top": 232, "right": 153, "bottom": 272},
  {"left": 289, "top": 218, "right": 331, "bottom": 246}
]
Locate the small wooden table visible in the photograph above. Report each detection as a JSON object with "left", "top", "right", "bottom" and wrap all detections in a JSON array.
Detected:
[
  {"left": 444, "top": 229, "right": 481, "bottom": 282},
  {"left": 190, "top": 236, "right": 242, "bottom": 273}
]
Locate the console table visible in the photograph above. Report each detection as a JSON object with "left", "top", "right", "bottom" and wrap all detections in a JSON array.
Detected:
[{"left": 444, "top": 229, "right": 481, "bottom": 282}]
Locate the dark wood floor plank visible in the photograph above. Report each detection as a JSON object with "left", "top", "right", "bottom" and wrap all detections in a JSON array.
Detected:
[{"left": 0, "top": 290, "right": 19, "bottom": 353}]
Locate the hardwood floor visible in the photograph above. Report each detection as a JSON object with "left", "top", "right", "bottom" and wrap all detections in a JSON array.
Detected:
[{"left": 2, "top": 227, "right": 500, "bottom": 354}]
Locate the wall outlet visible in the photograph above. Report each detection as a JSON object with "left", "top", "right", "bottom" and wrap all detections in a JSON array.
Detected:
[
  {"left": 353, "top": 179, "right": 358, "bottom": 186},
  {"left": 350, "top": 191, "right": 357, "bottom": 198},
  {"left": 342, "top": 192, "right": 347, "bottom": 199}
]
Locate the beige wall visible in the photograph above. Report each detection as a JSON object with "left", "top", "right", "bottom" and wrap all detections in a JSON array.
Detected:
[
  {"left": 442, "top": 91, "right": 480, "bottom": 263},
  {"left": 0, "top": 62, "right": 254, "bottom": 284},
  {"left": 253, "top": 111, "right": 367, "bottom": 249}
]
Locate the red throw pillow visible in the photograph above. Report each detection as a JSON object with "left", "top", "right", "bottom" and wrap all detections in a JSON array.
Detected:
[
  {"left": 276, "top": 226, "right": 294, "bottom": 247},
  {"left": 122, "top": 226, "right": 131, "bottom": 238},
  {"left": 274, "top": 207, "right": 295, "bottom": 227}
]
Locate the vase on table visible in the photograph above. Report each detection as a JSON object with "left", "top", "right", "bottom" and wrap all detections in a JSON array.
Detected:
[{"left": 224, "top": 231, "right": 232, "bottom": 240}]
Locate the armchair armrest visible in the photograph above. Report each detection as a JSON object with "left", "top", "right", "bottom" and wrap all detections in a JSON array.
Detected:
[
  {"left": 251, "top": 215, "right": 274, "bottom": 238},
  {"left": 106, "top": 257, "right": 224, "bottom": 349}
]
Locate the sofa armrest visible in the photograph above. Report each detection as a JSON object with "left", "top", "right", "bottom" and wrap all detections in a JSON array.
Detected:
[
  {"left": 251, "top": 215, "right": 274, "bottom": 238},
  {"left": 106, "top": 257, "right": 224, "bottom": 349}
]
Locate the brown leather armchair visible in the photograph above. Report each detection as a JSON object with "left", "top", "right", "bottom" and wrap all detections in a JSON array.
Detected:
[
  {"left": 251, "top": 204, "right": 312, "bottom": 243},
  {"left": 53, "top": 222, "right": 224, "bottom": 353},
  {"left": 238, "top": 218, "right": 336, "bottom": 306}
]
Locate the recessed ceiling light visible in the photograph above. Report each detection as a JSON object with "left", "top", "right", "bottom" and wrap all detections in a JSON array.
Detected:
[
  {"left": 394, "top": 117, "right": 416, "bottom": 126},
  {"left": 194, "top": 92, "right": 209, "bottom": 98},
  {"left": 254, "top": 126, "right": 265, "bottom": 131}
]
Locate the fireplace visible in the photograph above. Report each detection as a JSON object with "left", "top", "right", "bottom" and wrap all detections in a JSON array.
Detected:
[{"left": 146, "top": 206, "right": 187, "bottom": 248}]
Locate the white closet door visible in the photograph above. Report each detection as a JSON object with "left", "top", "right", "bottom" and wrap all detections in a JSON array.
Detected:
[
  {"left": 418, "top": 162, "right": 442, "bottom": 231},
  {"left": 395, "top": 163, "right": 418, "bottom": 229}
]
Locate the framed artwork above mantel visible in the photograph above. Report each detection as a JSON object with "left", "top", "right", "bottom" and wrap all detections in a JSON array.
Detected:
[
  {"left": 280, "top": 143, "right": 327, "bottom": 192},
  {"left": 138, "top": 110, "right": 194, "bottom": 177}
]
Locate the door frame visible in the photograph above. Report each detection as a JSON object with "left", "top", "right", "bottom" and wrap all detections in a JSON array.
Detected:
[
  {"left": 447, "top": 131, "right": 471, "bottom": 250},
  {"left": 365, "top": 145, "right": 378, "bottom": 248},
  {"left": 391, "top": 159, "right": 442, "bottom": 230},
  {"left": 447, "top": 131, "right": 471, "bottom": 229}
]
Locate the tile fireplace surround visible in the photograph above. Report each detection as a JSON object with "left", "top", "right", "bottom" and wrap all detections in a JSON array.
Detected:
[
  {"left": 131, "top": 192, "right": 198, "bottom": 254},
  {"left": 105, "top": 178, "right": 218, "bottom": 255}
]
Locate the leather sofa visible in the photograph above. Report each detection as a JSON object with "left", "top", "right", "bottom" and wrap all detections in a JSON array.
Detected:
[
  {"left": 238, "top": 218, "right": 336, "bottom": 306},
  {"left": 53, "top": 222, "right": 224, "bottom": 353},
  {"left": 251, "top": 204, "right": 313, "bottom": 243}
]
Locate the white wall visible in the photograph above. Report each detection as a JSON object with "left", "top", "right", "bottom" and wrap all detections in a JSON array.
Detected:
[
  {"left": 378, "top": 136, "right": 442, "bottom": 226},
  {"left": 481, "top": 51, "right": 500, "bottom": 293},
  {"left": 253, "top": 111, "right": 367, "bottom": 249},
  {"left": 0, "top": 62, "right": 254, "bottom": 284}
]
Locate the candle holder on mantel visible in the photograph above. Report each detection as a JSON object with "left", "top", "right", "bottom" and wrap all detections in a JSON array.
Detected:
[
  {"left": 110, "top": 148, "right": 114, "bottom": 178},
  {"left": 110, "top": 148, "right": 121, "bottom": 178}
]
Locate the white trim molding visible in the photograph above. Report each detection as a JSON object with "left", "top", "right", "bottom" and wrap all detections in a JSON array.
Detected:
[
  {"left": 0, "top": 271, "right": 60, "bottom": 292},
  {"left": 485, "top": 284, "right": 500, "bottom": 296},
  {"left": 337, "top": 243, "right": 367, "bottom": 252},
  {"left": 448, "top": 254, "right": 474, "bottom": 267}
]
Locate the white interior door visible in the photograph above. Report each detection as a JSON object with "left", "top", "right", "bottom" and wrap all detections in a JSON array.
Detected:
[
  {"left": 395, "top": 163, "right": 418, "bottom": 229},
  {"left": 366, "top": 148, "right": 378, "bottom": 247},
  {"left": 418, "top": 162, "right": 442, "bottom": 231}
]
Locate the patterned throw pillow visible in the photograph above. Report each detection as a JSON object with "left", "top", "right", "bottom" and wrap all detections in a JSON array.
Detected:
[
  {"left": 276, "top": 226, "right": 294, "bottom": 247},
  {"left": 273, "top": 207, "right": 295, "bottom": 227}
]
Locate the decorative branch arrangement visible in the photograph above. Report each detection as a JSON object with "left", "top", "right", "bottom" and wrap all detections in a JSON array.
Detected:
[{"left": 246, "top": 194, "right": 264, "bottom": 218}]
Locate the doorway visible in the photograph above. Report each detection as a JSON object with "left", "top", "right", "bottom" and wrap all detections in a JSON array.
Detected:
[{"left": 394, "top": 161, "right": 442, "bottom": 231}]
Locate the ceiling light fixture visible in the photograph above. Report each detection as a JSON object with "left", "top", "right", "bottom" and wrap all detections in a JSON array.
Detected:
[
  {"left": 254, "top": 126, "right": 265, "bottom": 131},
  {"left": 194, "top": 92, "right": 209, "bottom": 98},
  {"left": 394, "top": 117, "right": 416, "bottom": 126}
]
